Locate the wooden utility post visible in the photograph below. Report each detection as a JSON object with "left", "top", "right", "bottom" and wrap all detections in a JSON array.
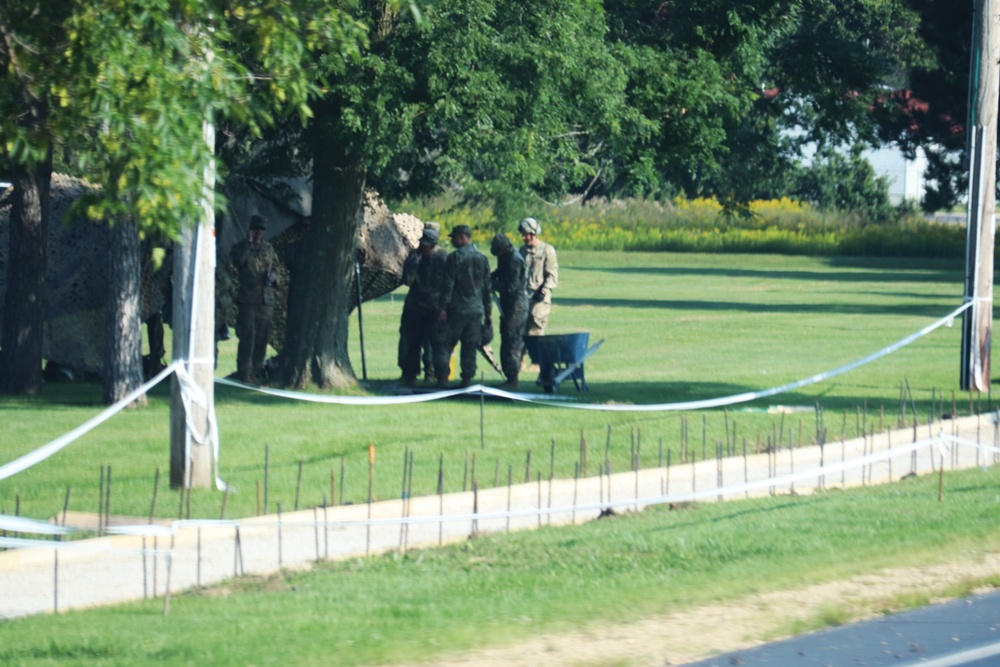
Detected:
[
  {"left": 961, "top": 0, "right": 999, "bottom": 391},
  {"left": 170, "top": 122, "right": 217, "bottom": 489}
]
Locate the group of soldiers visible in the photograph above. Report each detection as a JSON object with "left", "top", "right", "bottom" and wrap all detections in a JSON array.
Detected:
[
  {"left": 397, "top": 217, "right": 558, "bottom": 391},
  {"left": 223, "top": 212, "right": 559, "bottom": 391}
]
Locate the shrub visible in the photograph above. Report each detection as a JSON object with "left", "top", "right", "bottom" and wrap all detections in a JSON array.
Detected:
[{"left": 394, "top": 194, "right": 967, "bottom": 258}]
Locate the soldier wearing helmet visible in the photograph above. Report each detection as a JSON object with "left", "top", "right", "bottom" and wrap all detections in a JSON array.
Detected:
[
  {"left": 397, "top": 225, "right": 447, "bottom": 387},
  {"left": 490, "top": 233, "right": 529, "bottom": 390},
  {"left": 230, "top": 214, "right": 279, "bottom": 384},
  {"left": 517, "top": 217, "right": 558, "bottom": 336},
  {"left": 434, "top": 224, "right": 492, "bottom": 388}
]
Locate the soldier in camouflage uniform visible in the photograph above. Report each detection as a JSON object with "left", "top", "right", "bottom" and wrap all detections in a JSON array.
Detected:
[
  {"left": 420, "top": 221, "right": 441, "bottom": 380},
  {"left": 230, "top": 214, "right": 279, "bottom": 384},
  {"left": 490, "top": 233, "right": 528, "bottom": 390},
  {"left": 434, "top": 224, "right": 492, "bottom": 388},
  {"left": 397, "top": 227, "right": 447, "bottom": 386},
  {"left": 518, "top": 217, "right": 558, "bottom": 336}
]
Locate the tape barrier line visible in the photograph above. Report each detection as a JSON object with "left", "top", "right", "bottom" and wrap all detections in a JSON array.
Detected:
[
  {"left": 0, "top": 302, "right": 973, "bottom": 489},
  {"left": 236, "top": 436, "right": 938, "bottom": 527},
  {"left": 218, "top": 302, "right": 972, "bottom": 412},
  {"left": 0, "top": 362, "right": 180, "bottom": 482},
  {"left": 0, "top": 358, "right": 221, "bottom": 485},
  {"left": 0, "top": 535, "right": 172, "bottom": 555},
  {"left": 215, "top": 376, "right": 476, "bottom": 403},
  {"left": 8, "top": 433, "right": 993, "bottom": 553},
  {"left": 0, "top": 515, "right": 72, "bottom": 535}
]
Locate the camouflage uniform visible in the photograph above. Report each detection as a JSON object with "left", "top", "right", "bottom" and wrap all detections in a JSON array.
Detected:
[
  {"left": 490, "top": 234, "right": 529, "bottom": 382},
  {"left": 520, "top": 236, "right": 558, "bottom": 336},
  {"left": 214, "top": 263, "right": 235, "bottom": 367},
  {"left": 231, "top": 231, "right": 279, "bottom": 383},
  {"left": 434, "top": 231, "right": 491, "bottom": 385},
  {"left": 397, "top": 242, "right": 447, "bottom": 383}
]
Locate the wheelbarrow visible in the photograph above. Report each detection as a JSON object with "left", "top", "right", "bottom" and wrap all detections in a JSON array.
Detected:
[{"left": 522, "top": 332, "right": 603, "bottom": 393}]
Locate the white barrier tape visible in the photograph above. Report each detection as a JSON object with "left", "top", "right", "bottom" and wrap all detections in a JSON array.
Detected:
[
  {"left": 173, "top": 363, "right": 210, "bottom": 444},
  {"left": 0, "top": 362, "right": 180, "bottom": 482},
  {"left": 172, "top": 358, "right": 227, "bottom": 493},
  {"left": 110, "top": 434, "right": 987, "bottom": 535},
  {"left": 0, "top": 535, "right": 171, "bottom": 555},
  {"left": 174, "top": 363, "right": 207, "bottom": 411},
  {"left": 215, "top": 376, "right": 478, "bottom": 404},
  {"left": 943, "top": 434, "right": 1000, "bottom": 456},
  {"left": 277, "top": 437, "right": 937, "bottom": 526},
  {"left": 509, "top": 301, "right": 973, "bottom": 412},
  {"left": 0, "top": 515, "right": 72, "bottom": 535},
  {"left": 1, "top": 357, "right": 218, "bottom": 483},
  {"left": 4, "top": 433, "right": 995, "bottom": 554},
  {"left": 104, "top": 524, "right": 177, "bottom": 538},
  {"left": 215, "top": 302, "right": 972, "bottom": 412},
  {"left": 173, "top": 357, "right": 228, "bottom": 490}
]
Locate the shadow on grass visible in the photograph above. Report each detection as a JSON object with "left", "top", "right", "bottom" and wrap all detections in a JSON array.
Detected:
[
  {"left": 207, "top": 373, "right": 962, "bottom": 416},
  {"left": 10, "top": 375, "right": 959, "bottom": 423},
  {"left": 565, "top": 258, "right": 963, "bottom": 284},
  {"left": 555, "top": 296, "right": 958, "bottom": 318},
  {"left": 640, "top": 498, "right": 815, "bottom": 535}
]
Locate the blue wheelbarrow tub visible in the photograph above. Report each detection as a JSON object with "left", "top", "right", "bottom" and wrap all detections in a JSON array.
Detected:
[{"left": 522, "top": 333, "right": 603, "bottom": 392}]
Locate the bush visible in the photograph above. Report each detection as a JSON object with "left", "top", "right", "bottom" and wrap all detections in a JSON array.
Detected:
[{"left": 394, "top": 194, "right": 967, "bottom": 258}]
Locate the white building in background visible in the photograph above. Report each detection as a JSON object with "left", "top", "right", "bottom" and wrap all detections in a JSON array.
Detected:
[{"left": 861, "top": 144, "right": 929, "bottom": 206}]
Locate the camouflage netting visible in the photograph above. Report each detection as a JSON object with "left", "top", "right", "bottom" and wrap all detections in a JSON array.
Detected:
[{"left": 0, "top": 174, "right": 424, "bottom": 378}]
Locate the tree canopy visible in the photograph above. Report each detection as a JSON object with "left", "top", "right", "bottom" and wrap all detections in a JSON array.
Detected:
[
  {"left": 1, "top": 0, "right": 969, "bottom": 394},
  {"left": 0, "top": 0, "right": 367, "bottom": 394}
]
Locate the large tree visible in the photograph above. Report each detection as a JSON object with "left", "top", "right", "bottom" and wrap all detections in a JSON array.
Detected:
[
  {"left": 0, "top": 0, "right": 365, "bottom": 399},
  {"left": 595, "top": 0, "right": 930, "bottom": 204},
  {"left": 0, "top": 1, "right": 72, "bottom": 395},
  {"left": 872, "top": 0, "right": 971, "bottom": 211},
  {"left": 280, "top": 0, "right": 628, "bottom": 389}
]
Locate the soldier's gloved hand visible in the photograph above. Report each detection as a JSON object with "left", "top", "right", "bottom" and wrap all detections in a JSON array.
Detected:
[{"left": 532, "top": 289, "right": 545, "bottom": 302}]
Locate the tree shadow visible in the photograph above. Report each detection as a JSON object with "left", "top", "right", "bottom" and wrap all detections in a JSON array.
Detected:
[
  {"left": 555, "top": 296, "right": 958, "bottom": 318},
  {"left": 566, "top": 260, "right": 964, "bottom": 285}
]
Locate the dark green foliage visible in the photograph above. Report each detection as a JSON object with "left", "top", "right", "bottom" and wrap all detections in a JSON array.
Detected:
[
  {"left": 873, "top": 0, "right": 972, "bottom": 211},
  {"left": 793, "top": 145, "right": 896, "bottom": 222}
]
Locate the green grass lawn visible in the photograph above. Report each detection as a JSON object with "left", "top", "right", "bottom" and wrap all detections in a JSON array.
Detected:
[
  {"left": 3, "top": 467, "right": 1000, "bottom": 666},
  {"left": 1, "top": 251, "right": 984, "bottom": 523},
  {"left": 2, "top": 249, "right": 999, "bottom": 665}
]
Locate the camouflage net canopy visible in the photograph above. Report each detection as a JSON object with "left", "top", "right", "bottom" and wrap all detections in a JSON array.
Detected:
[{"left": 0, "top": 175, "right": 424, "bottom": 378}]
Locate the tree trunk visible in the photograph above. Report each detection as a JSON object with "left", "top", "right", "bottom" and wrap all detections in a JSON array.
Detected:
[
  {"left": 280, "top": 119, "right": 366, "bottom": 389},
  {"left": 0, "top": 153, "right": 51, "bottom": 395},
  {"left": 102, "top": 219, "right": 146, "bottom": 406}
]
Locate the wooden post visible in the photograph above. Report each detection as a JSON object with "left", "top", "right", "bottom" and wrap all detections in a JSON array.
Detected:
[
  {"left": 367, "top": 444, "right": 374, "bottom": 556},
  {"left": 170, "top": 120, "right": 216, "bottom": 489},
  {"left": 961, "top": 0, "right": 999, "bottom": 391}
]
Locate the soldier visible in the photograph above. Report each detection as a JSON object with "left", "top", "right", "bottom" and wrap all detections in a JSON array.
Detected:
[
  {"left": 434, "top": 224, "right": 492, "bottom": 388},
  {"left": 420, "top": 221, "right": 441, "bottom": 381},
  {"left": 230, "top": 214, "right": 279, "bottom": 384},
  {"left": 397, "top": 226, "right": 447, "bottom": 387},
  {"left": 490, "top": 233, "right": 529, "bottom": 390},
  {"left": 518, "top": 217, "right": 558, "bottom": 336}
]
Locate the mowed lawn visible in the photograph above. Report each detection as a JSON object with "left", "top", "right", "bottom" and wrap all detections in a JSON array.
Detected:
[
  {"left": 1, "top": 251, "right": 981, "bottom": 521},
  {"left": 3, "top": 250, "right": 999, "bottom": 665}
]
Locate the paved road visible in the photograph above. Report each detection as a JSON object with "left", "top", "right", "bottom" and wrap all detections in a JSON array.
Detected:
[{"left": 683, "top": 589, "right": 1000, "bottom": 666}]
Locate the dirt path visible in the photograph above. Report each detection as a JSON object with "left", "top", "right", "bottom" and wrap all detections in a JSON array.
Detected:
[{"left": 403, "top": 550, "right": 1000, "bottom": 667}]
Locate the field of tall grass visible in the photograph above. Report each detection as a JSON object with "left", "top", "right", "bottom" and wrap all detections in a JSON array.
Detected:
[{"left": 397, "top": 195, "right": 966, "bottom": 257}]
